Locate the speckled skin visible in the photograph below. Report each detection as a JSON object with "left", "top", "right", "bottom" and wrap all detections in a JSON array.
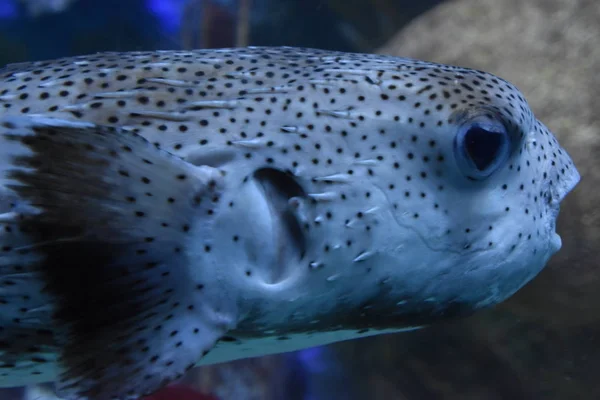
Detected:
[{"left": 0, "top": 47, "right": 579, "bottom": 399}]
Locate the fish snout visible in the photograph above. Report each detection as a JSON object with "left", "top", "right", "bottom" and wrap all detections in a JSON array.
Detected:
[{"left": 552, "top": 159, "right": 580, "bottom": 204}]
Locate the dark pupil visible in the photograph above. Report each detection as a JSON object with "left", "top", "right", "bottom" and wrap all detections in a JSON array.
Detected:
[{"left": 464, "top": 127, "right": 503, "bottom": 171}]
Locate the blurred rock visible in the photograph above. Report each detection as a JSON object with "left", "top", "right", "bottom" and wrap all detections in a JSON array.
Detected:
[
  {"left": 321, "top": 0, "right": 599, "bottom": 399},
  {"left": 379, "top": 0, "right": 599, "bottom": 329},
  {"left": 323, "top": 0, "right": 444, "bottom": 51},
  {"left": 181, "top": 355, "right": 306, "bottom": 400}
]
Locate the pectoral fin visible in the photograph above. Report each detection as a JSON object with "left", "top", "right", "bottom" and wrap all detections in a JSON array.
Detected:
[{"left": 1, "top": 116, "right": 235, "bottom": 399}]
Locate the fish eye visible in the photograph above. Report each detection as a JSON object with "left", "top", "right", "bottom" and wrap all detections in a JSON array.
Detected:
[{"left": 454, "top": 115, "right": 511, "bottom": 180}]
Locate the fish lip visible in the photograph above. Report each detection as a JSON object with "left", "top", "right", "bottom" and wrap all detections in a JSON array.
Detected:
[
  {"left": 547, "top": 202, "right": 563, "bottom": 253},
  {"left": 550, "top": 230, "right": 562, "bottom": 253}
]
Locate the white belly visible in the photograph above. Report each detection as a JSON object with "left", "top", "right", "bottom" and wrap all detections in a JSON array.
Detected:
[{"left": 198, "top": 326, "right": 422, "bottom": 366}]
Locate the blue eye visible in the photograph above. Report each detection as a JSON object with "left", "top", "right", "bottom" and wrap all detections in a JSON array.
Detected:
[{"left": 454, "top": 116, "right": 511, "bottom": 180}]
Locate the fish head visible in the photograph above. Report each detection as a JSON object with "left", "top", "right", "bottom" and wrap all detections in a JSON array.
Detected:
[
  {"left": 219, "top": 57, "right": 580, "bottom": 336},
  {"left": 367, "top": 65, "right": 581, "bottom": 314},
  {"left": 326, "top": 63, "right": 581, "bottom": 327}
]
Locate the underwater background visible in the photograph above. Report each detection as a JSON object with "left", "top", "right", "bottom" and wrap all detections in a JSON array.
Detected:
[{"left": 0, "top": 0, "right": 597, "bottom": 399}]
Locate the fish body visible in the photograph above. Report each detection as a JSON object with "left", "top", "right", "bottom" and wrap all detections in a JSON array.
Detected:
[{"left": 0, "top": 47, "right": 579, "bottom": 399}]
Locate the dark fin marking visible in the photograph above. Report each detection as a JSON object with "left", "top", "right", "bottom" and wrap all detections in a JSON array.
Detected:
[{"left": 1, "top": 116, "right": 235, "bottom": 400}]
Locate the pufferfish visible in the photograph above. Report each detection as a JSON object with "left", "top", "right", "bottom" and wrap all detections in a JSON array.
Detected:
[{"left": 0, "top": 46, "right": 579, "bottom": 399}]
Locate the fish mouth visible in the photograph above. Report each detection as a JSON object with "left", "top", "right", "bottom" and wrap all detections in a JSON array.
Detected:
[
  {"left": 544, "top": 194, "right": 563, "bottom": 254},
  {"left": 545, "top": 163, "right": 579, "bottom": 253},
  {"left": 253, "top": 168, "right": 307, "bottom": 281}
]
